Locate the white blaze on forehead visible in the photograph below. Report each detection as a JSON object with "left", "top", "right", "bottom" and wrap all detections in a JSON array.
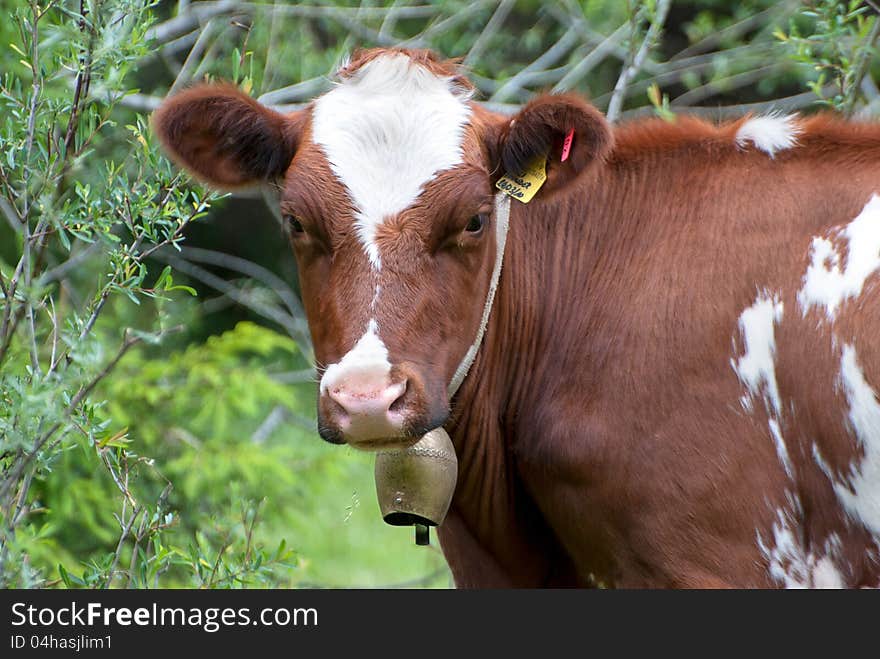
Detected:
[
  {"left": 833, "top": 344, "right": 880, "bottom": 539},
  {"left": 319, "top": 320, "right": 391, "bottom": 395},
  {"left": 732, "top": 292, "right": 784, "bottom": 416},
  {"left": 735, "top": 114, "right": 800, "bottom": 158},
  {"left": 311, "top": 53, "right": 472, "bottom": 270},
  {"left": 798, "top": 194, "right": 880, "bottom": 319}
]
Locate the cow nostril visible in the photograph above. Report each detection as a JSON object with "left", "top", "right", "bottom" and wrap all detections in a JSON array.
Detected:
[
  {"left": 325, "top": 389, "right": 349, "bottom": 418},
  {"left": 325, "top": 378, "right": 409, "bottom": 418},
  {"left": 388, "top": 379, "right": 409, "bottom": 415}
]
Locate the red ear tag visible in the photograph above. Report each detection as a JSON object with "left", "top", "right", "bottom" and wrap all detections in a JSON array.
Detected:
[{"left": 561, "top": 128, "right": 575, "bottom": 162}]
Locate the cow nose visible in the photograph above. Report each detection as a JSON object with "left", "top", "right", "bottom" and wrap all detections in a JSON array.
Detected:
[
  {"left": 328, "top": 378, "right": 407, "bottom": 419},
  {"left": 323, "top": 375, "right": 411, "bottom": 446}
]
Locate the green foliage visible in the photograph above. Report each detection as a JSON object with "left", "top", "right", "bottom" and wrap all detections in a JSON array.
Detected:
[
  {"left": 0, "top": 0, "right": 221, "bottom": 587},
  {"left": 11, "top": 315, "right": 448, "bottom": 587},
  {"left": 779, "top": 0, "right": 880, "bottom": 114}
]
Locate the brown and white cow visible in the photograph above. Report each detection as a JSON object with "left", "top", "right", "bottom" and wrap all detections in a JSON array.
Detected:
[{"left": 154, "top": 48, "right": 880, "bottom": 588}]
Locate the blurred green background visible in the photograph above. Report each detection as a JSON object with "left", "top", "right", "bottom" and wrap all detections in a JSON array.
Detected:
[{"left": 1, "top": 0, "right": 877, "bottom": 588}]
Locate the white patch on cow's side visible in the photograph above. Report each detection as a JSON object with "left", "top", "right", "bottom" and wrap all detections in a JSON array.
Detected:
[
  {"left": 769, "top": 419, "right": 794, "bottom": 480},
  {"left": 319, "top": 319, "right": 391, "bottom": 395},
  {"left": 833, "top": 344, "right": 880, "bottom": 540},
  {"left": 798, "top": 194, "right": 880, "bottom": 320},
  {"left": 732, "top": 293, "right": 785, "bottom": 415},
  {"left": 812, "top": 555, "right": 845, "bottom": 589},
  {"left": 813, "top": 442, "right": 834, "bottom": 478},
  {"left": 757, "top": 499, "right": 845, "bottom": 588},
  {"left": 732, "top": 293, "right": 797, "bottom": 480},
  {"left": 735, "top": 114, "right": 801, "bottom": 158},
  {"left": 370, "top": 285, "right": 382, "bottom": 313},
  {"left": 311, "top": 53, "right": 472, "bottom": 270}
]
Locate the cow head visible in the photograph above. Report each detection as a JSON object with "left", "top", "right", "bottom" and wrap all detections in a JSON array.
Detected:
[{"left": 153, "top": 48, "right": 612, "bottom": 450}]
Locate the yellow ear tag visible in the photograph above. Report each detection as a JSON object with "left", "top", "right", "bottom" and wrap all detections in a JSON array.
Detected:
[{"left": 496, "top": 154, "right": 547, "bottom": 203}]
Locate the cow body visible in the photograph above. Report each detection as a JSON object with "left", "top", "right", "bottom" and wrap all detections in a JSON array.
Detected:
[
  {"left": 441, "top": 117, "right": 880, "bottom": 587},
  {"left": 154, "top": 49, "right": 880, "bottom": 588}
]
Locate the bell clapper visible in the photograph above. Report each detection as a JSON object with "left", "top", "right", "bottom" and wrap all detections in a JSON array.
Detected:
[{"left": 415, "top": 524, "right": 429, "bottom": 546}]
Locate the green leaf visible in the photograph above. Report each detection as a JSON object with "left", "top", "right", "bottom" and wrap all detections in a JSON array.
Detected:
[
  {"left": 58, "top": 564, "right": 72, "bottom": 588},
  {"left": 154, "top": 265, "right": 172, "bottom": 290},
  {"left": 166, "top": 284, "right": 197, "bottom": 296}
]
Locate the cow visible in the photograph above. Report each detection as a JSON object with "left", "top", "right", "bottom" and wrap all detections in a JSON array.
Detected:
[{"left": 153, "top": 47, "right": 880, "bottom": 588}]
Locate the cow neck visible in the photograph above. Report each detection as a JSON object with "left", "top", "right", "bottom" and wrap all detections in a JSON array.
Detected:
[{"left": 447, "top": 191, "right": 512, "bottom": 397}]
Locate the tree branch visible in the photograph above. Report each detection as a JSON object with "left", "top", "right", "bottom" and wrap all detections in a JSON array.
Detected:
[{"left": 606, "top": 0, "right": 672, "bottom": 123}]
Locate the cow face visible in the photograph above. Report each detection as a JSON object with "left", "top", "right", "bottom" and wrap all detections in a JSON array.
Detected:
[{"left": 153, "top": 48, "right": 611, "bottom": 450}]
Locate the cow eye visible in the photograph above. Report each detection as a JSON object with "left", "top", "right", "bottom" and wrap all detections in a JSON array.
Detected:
[
  {"left": 284, "top": 214, "right": 305, "bottom": 234},
  {"left": 465, "top": 214, "right": 486, "bottom": 234}
]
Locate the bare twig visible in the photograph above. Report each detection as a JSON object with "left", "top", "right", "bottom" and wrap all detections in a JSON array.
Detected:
[
  {"left": 0, "top": 198, "right": 21, "bottom": 232},
  {"left": 105, "top": 505, "right": 144, "bottom": 589},
  {"left": 272, "top": 369, "right": 319, "bottom": 385},
  {"left": 39, "top": 241, "right": 102, "bottom": 286},
  {"left": 378, "top": 0, "right": 403, "bottom": 41},
  {"left": 259, "top": 0, "right": 282, "bottom": 92},
  {"left": 250, "top": 405, "right": 316, "bottom": 443},
  {"left": 400, "top": 1, "right": 494, "bottom": 48},
  {"left": 554, "top": 23, "right": 629, "bottom": 92},
  {"left": 549, "top": 1, "right": 663, "bottom": 75},
  {"left": 606, "top": 0, "right": 671, "bottom": 123},
  {"left": 490, "top": 26, "right": 579, "bottom": 102},
  {"left": 24, "top": 300, "right": 40, "bottom": 376},
  {"left": 257, "top": 77, "right": 330, "bottom": 106},
  {"left": 670, "top": 63, "right": 785, "bottom": 107},
  {"left": 117, "top": 92, "right": 162, "bottom": 112},
  {"left": 100, "top": 451, "right": 139, "bottom": 509},
  {"left": 590, "top": 42, "right": 778, "bottom": 108},
  {"left": 150, "top": 250, "right": 303, "bottom": 343},
  {"left": 176, "top": 246, "right": 306, "bottom": 323},
  {"left": 169, "top": 17, "right": 220, "bottom": 93},
  {"left": 250, "top": 405, "right": 287, "bottom": 443},
  {"left": 620, "top": 89, "right": 826, "bottom": 121},
  {"left": 146, "top": 0, "right": 238, "bottom": 43},
  {"left": 63, "top": 0, "right": 100, "bottom": 158},
  {"left": 20, "top": 0, "right": 45, "bottom": 375},
  {"left": 10, "top": 470, "right": 35, "bottom": 530},
  {"left": 146, "top": 1, "right": 437, "bottom": 44},
  {"left": 124, "top": 510, "right": 151, "bottom": 588},
  {"left": 670, "top": 1, "right": 796, "bottom": 61},
  {"left": 242, "top": 499, "right": 262, "bottom": 565},
  {"left": 204, "top": 534, "right": 233, "bottom": 588},
  {"left": 46, "top": 297, "right": 59, "bottom": 374},
  {"left": 464, "top": 0, "right": 515, "bottom": 66}
]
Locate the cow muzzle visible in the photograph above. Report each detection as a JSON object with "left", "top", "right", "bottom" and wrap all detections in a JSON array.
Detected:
[
  {"left": 318, "top": 364, "right": 447, "bottom": 449},
  {"left": 324, "top": 376, "right": 408, "bottom": 444}
]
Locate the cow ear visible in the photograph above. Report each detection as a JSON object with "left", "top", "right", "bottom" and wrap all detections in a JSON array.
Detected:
[
  {"left": 492, "top": 94, "right": 612, "bottom": 197},
  {"left": 151, "top": 83, "right": 304, "bottom": 189}
]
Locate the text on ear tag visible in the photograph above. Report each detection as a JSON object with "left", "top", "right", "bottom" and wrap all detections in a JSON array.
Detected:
[{"left": 496, "top": 154, "right": 547, "bottom": 203}]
